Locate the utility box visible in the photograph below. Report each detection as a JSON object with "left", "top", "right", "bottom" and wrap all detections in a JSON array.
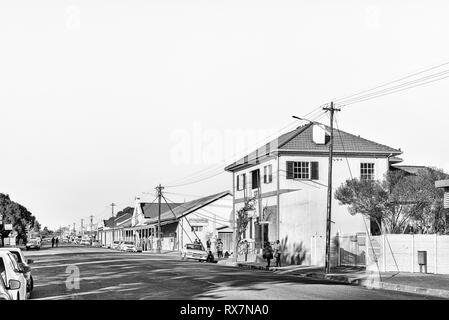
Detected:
[{"left": 418, "top": 251, "right": 427, "bottom": 273}]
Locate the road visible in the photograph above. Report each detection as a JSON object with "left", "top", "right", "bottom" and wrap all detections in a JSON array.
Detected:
[{"left": 25, "top": 245, "right": 438, "bottom": 300}]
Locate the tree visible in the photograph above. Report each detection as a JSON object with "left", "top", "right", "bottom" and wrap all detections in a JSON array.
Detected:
[
  {"left": 334, "top": 168, "right": 448, "bottom": 234},
  {"left": 234, "top": 197, "right": 256, "bottom": 257},
  {"left": 0, "top": 193, "right": 39, "bottom": 244}
]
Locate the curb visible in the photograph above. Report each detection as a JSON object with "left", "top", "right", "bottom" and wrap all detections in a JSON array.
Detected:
[{"left": 234, "top": 263, "right": 449, "bottom": 299}]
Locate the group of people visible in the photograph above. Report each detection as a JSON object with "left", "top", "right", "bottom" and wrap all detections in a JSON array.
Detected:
[
  {"left": 51, "top": 237, "right": 59, "bottom": 248},
  {"left": 193, "top": 237, "right": 227, "bottom": 262},
  {"left": 263, "top": 240, "right": 282, "bottom": 268}
]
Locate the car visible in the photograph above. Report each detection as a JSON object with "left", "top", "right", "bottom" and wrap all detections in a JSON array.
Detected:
[
  {"left": 181, "top": 243, "right": 208, "bottom": 262},
  {"left": 26, "top": 238, "right": 41, "bottom": 250},
  {"left": 0, "top": 247, "right": 34, "bottom": 298},
  {"left": 80, "top": 239, "right": 91, "bottom": 246},
  {"left": 92, "top": 241, "right": 102, "bottom": 247},
  {"left": 0, "top": 274, "right": 13, "bottom": 300},
  {"left": 119, "top": 241, "right": 140, "bottom": 252},
  {"left": 111, "top": 241, "right": 122, "bottom": 250},
  {"left": 0, "top": 251, "right": 27, "bottom": 300}
]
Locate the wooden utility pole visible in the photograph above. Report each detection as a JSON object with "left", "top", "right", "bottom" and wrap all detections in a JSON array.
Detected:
[
  {"left": 323, "top": 101, "right": 340, "bottom": 273},
  {"left": 81, "top": 219, "right": 84, "bottom": 237},
  {"left": 110, "top": 203, "right": 116, "bottom": 217},
  {"left": 156, "top": 184, "right": 164, "bottom": 253}
]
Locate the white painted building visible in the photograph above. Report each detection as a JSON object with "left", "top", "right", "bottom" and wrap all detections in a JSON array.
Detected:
[{"left": 225, "top": 122, "right": 403, "bottom": 266}]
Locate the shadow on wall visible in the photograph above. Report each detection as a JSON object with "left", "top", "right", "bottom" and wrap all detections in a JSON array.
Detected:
[
  {"left": 254, "top": 236, "right": 307, "bottom": 265},
  {"left": 280, "top": 236, "right": 307, "bottom": 265}
]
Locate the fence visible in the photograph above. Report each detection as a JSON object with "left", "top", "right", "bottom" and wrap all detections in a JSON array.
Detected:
[
  {"left": 367, "top": 234, "right": 449, "bottom": 274},
  {"left": 311, "top": 234, "right": 367, "bottom": 267}
]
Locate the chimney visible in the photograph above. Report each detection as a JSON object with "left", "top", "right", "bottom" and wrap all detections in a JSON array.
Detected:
[{"left": 312, "top": 124, "right": 327, "bottom": 144}]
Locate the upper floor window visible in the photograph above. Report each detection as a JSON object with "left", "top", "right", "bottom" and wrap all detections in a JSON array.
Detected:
[
  {"left": 264, "top": 165, "right": 273, "bottom": 184},
  {"left": 286, "top": 161, "right": 319, "bottom": 180},
  {"left": 237, "top": 173, "right": 246, "bottom": 191},
  {"left": 360, "top": 163, "right": 375, "bottom": 180},
  {"left": 251, "top": 169, "right": 260, "bottom": 190}
]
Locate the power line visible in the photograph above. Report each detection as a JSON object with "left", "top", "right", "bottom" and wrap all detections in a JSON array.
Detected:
[
  {"left": 337, "top": 69, "right": 449, "bottom": 107},
  {"left": 333, "top": 59, "right": 449, "bottom": 103},
  {"left": 164, "top": 106, "right": 329, "bottom": 187},
  {"left": 164, "top": 111, "right": 329, "bottom": 189}
]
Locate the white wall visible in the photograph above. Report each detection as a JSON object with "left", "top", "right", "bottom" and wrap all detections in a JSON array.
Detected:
[{"left": 368, "top": 234, "right": 449, "bottom": 274}]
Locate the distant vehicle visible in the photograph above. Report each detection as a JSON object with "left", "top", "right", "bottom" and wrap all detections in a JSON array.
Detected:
[
  {"left": 80, "top": 239, "right": 91, "bottom": 246},
  {"left": 111, "top": 241, "right": 122, "bottom": 250},
  {"left": 181, "top": 243, "right": 208, "bottom": 262},
  {"left": 26, "top": 238, "right": 41, "bottom": 250},
  {"left": 0, "top": 247, "right": 34, "bottom": 298},
  {"left": 119, "top": 241, "right": 140, "bottom": 252},
  {"left": 92, "top": 241, "right": 101, "bottom": 247},
  {"left": 0, "top": 251, "right": 27, "bottom": 300}
]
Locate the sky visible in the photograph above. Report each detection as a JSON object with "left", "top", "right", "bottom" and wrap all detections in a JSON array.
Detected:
[{"left": 0, "top": 0, "right": 448, "bottom": 230}]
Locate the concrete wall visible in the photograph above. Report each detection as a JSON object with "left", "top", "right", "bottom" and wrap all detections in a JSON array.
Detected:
[{"left": 367, "top": 234, "right": 449, "bottom": 274}]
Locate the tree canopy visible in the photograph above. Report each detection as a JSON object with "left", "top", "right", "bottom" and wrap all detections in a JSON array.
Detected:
[
  {"left": 0, "top": 193, "right": 39, "bottom": 242},
  {"left": 334, "top": 168, "right": 448, "bottom": 234}
]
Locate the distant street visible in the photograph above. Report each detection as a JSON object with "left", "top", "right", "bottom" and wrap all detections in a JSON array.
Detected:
[{"left": 25, "top": 245, "right": 438, "bottom": 300}]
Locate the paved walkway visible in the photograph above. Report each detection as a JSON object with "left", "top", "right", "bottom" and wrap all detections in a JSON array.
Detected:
[{"left": 223, "top": 261, "right": 449, "bottom": 298}]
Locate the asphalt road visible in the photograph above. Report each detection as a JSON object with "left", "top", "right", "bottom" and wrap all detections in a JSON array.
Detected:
[{"left": 24, "top": 246, "right": 439, "bottom": 300}]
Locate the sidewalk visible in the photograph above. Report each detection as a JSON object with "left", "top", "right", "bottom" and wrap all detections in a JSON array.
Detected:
[{"left": 222, "top": 260, "right": 449, "bottom": 299}]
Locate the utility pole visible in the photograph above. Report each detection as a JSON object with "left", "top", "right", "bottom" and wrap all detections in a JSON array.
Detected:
[
  {"left": 81, "top": 219, "right": 84, "bottom": 237},
  {"left": 110, "top": 203, "right": 116, "bottom": 218},
  {"left": 90, "top": 214, "right": 94, "bottom": 240},
  {"left": 73, "top": 222, "right": 76, "bottom": 237},
  {"left": 156, "top": 184, "right": 164, "bottom": 253},
  {"left": 323, "top": 101, "right": 340, "bottom": 274}
]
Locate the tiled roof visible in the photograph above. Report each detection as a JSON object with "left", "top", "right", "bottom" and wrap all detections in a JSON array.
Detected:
[
  {"left": 146, "top": 191, "right": 231, "bottom": 225},
  {"left": 225, "top": 122, "right": 402, "bottom": 172},
  {"left": 140, "top": 203, "right": 183, "bottom": 219},
  {"left": 103, "top": 217, "right": 116, "bottom": 228},
  {"left": 115, "top": 212, "right": 132, "bottom": 227}
]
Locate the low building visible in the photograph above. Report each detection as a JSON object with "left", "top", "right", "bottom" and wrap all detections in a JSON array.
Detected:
[{"left": 129, "top": 191, "right": 234, "bottom": 252}]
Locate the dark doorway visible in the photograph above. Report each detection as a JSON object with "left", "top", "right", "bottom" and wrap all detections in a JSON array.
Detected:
[{"left": 251, "top": 169, "right": 260, "bottom": 190}]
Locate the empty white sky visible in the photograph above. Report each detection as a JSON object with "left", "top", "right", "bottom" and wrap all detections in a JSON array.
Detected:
[{"left": 1, "top": 0, "right": 448, "bottom": 230}]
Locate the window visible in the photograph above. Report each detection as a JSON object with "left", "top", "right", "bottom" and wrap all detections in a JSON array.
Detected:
[
  {"left": 286, "top": 161, "right": 319, "bottom": 180},
  {"left": 360, "top": 163, "right": 375, "bottom": 180},
  {"left": 237, "top": 173, "right": 246, "bottom": 191},
  {"left": 264, "top": 165, "right": 273, "bottom": 184},
  {"left": 251, "top": 169, "right": 260, "bottom": 189},
  {"left": 191, "top": 226, "right": 203, "bottom": 232}
]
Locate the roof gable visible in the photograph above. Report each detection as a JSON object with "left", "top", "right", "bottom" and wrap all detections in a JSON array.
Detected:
[
  {"left": 140, "top": 202, "right": 183, "bottom": 219},
  {"left": 225, "top": 122, "right": 402, "bottom": 172}
]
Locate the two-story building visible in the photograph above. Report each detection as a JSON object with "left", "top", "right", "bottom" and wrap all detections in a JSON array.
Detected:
[{"left": 225, "top": 122, "right": 403, "bottom": 265}]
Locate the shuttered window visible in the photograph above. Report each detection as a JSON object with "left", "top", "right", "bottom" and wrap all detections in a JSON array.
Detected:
[{"left": 286, "top": 161, "right": 319, "bottom": 180}]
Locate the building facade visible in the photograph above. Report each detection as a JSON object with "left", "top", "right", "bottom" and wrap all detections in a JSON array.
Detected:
[{"left": 225, "top": 122, "right": 403, "bottom": 266}]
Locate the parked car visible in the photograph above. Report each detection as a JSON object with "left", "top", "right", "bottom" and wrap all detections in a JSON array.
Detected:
[
  {"left": 0, "top": 247, "right": 34, "bottom": 298},
  {"left": 119, "top": 241, "right": 140, "bottom": 252},
  {"left": 80, "top": 239, "right": 91, "bottom": 246},
  {"left": 0, "top": 274, "right": 12, "bottom": 300},
  {"left": 92, "top": 241, "right": 102, "bottom": 247},
  {"left": 26, "top": 237, "right": 41, "bottom": 250},
  {"left": 181, "top": 243, "right": 208, "bottom": 262},
  {"left": 0, "top": 251, "right": 27, "bottom": 300},
  {"left": 111, "top": 241, "right": 122, "bottom": 250}
]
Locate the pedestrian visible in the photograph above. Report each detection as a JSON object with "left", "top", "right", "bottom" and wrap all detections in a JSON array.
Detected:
[
  {"left": 56, "top": 237, "right": 59, "bottom": 247},
  {"left": 273, "top": 240, "right": 281, "bottom": 267},
  {"left": 51, "top": 237, "right": 55, "bottom": 248},
  {"left": 263, "top": 241, "right": 273, "bottom": 268},
  {"left": 243, "top": 240, "right": 249, "bottom": 262},
  {"left": 206, "top": 250, "right": 214, "bottom": 263},
  {"left": 206, "top": 238, "right": 211, "bottom": 251},
  {"left": 216, "top": 239, "right": 223, "bottom": 258}
]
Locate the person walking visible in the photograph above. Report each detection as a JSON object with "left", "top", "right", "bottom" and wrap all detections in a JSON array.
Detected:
[
  {"left": 273, "top": 240, "right": 281, "bottom": 267},
  {"left": 51, "top": 237, "right": 55, "bottom": 248},
  {"left": 206, "top": 238, "right": 211, "bottom": 251},
  {"left": 263, "top": 241, "right": 273, "bottom": 268},
  {"left": 55, "top": 237, "right": 59, "bottom": 248},
  {"left": 216, "top": 239, "right": 223, "bottom": 259}
]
